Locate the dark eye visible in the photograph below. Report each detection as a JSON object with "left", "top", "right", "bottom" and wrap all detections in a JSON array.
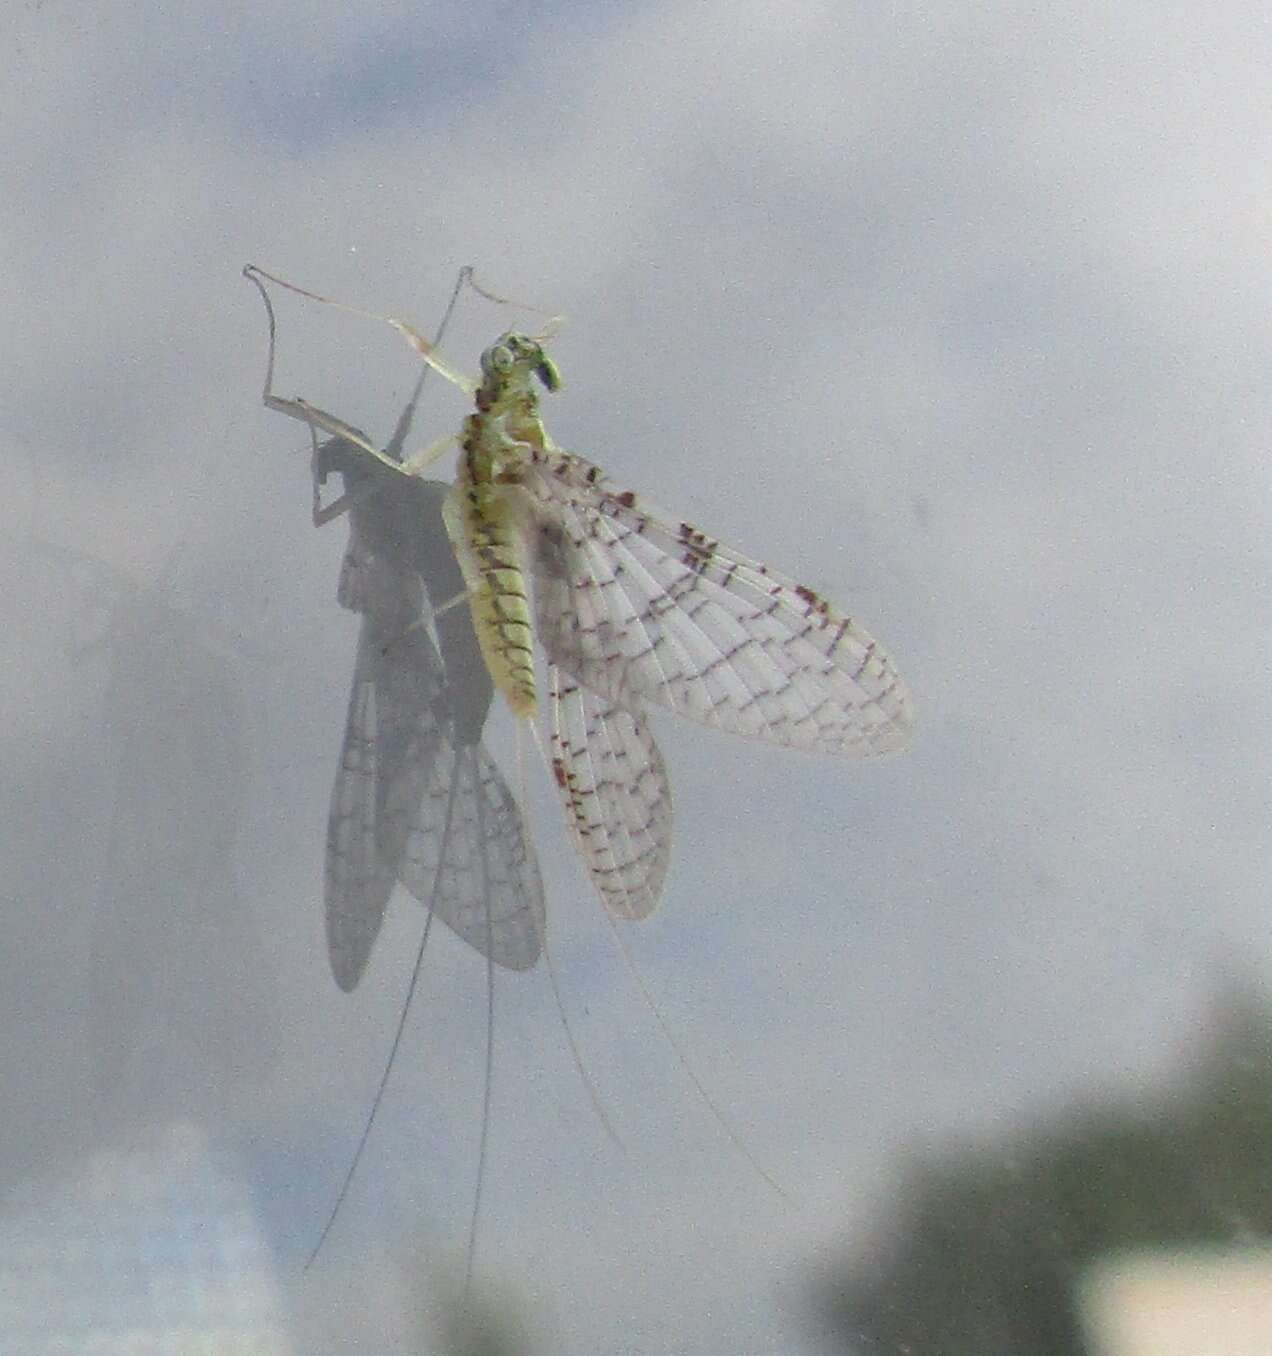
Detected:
[{"left": 536, "top": 356, "right": 562, "bottom": 392}]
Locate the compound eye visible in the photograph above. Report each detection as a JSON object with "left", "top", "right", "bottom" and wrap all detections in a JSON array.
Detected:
[{"left": 485, "top": 343, "right": 514, "bottom": 375}]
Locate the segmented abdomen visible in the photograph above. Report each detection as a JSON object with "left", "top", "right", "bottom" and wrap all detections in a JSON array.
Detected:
[{"left": 447, "top": 473, "right": 537, "bottom": 720}]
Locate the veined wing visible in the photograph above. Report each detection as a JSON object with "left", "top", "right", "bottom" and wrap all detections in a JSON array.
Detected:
[
  {"left": 533, "top": 505, "right": 673, "bottom": 918},
  {"left": 321, "top": 447, "right": 544, "bottom": 989},
  {"left": 324, "top": 620, "right": 395, "bottom": 989},
  {"left": 324, "top": 606, "right": 440, "bottom": 991},
  {"left": 524, "top": 448, "right": 915, "bottom": 758},
  {"left": 394, "top": 731, "right": 545, "bottom": 966},
  {"left": 548, "top": 666, "right": 672, "bottom": 921}
]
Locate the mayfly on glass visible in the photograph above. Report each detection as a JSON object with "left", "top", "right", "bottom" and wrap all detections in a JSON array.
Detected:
[{"left": 243, "top": 266, "right": 915, "bottom": 928}]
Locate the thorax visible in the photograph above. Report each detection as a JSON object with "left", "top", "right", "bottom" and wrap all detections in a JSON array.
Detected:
[{"left": 458, "top": 383, "right": 551, "bottom": 491}]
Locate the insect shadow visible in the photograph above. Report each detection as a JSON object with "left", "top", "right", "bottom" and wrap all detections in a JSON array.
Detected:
[
  {"left": 314, "top": 428, "right": 546, "bottom": 992},
  {"left": 312, "top": 413, "right": 572, "bottom": 1274}
]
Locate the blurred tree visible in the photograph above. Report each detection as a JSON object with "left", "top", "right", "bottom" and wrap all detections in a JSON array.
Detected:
[{"left": 811, "top": 974, "right": 1272, "bottom": 1354}]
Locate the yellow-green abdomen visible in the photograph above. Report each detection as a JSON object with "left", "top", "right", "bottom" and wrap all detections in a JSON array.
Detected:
[{"left": 443, "top": 476, "right": 537, "bottom": 720}]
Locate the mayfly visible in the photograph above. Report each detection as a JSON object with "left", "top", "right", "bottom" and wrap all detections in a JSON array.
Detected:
[{"left": 243, "top": 266, "right": 914, "bottom": 924}]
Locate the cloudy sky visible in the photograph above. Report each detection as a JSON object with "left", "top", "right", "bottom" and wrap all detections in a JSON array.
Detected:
[{"left": 3, "top": 0, "right": 1271, "bottom": 1350}]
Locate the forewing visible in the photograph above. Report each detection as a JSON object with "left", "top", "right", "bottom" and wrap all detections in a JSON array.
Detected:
[
  {"left": 525, "top": 450, "right": 914, "bottom": 757},
  {"left": 549, "top": 666, "right": 672, "bottom": 921}
]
